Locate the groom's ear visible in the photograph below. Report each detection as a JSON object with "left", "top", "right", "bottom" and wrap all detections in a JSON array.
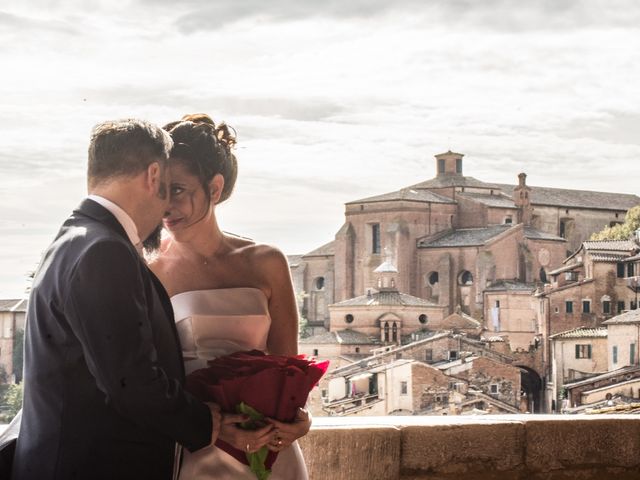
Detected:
[
  {"left": 145, "top": 162, "right": 162, "bottom": 193},
  {"left": 209, "top": 174, "right": 225, "bottom": 204}
]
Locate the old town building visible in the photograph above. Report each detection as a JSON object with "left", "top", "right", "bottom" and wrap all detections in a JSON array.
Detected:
[{"left": 291, "top": 151, "right": 639, "bottom": 347}]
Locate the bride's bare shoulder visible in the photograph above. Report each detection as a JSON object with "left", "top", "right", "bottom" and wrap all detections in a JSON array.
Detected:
[{"left": 226, "top": 233, "right": 287, "bottom": 267}]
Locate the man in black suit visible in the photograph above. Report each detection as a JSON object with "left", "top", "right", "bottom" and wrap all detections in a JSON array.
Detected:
[{"left": 12, "top": 119, "right": 221, "bottom": 479}]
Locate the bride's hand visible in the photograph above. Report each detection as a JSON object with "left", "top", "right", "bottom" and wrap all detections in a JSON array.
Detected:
[
  {"left": 217, "top": 413, "right": 276, "bottom": 454},
  {"left": 265, "top": 408, "right": 311, "bottom": 452}
]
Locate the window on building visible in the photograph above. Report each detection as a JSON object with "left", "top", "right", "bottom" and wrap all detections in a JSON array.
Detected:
[
  {"left": 490, "top": 384, "right": 499, "bottom": 394},
  {"left": 582, "top": 300, "right": 591, "bottom": 313},
  {"left": 540, "top": 268, "right": 548, "bottom": 283},
  {"left": 632, "top": 301, "right": 638, "bottom": 310},
  {"left": 565, "top": 271, "right": 578, "bottom": 282},
  {"left": 314, "top": 276, "right": 325, "bottom": 290},
  {"left": 355, "top": 347, "right": 360, "bottom": 354},
  {"left": 458, "top": 270, "right": 473, "bottom": 285},
  {"left": 505, "top": 216, "right": 512, "bottom": 224},
  {"left": 559, "top": 220, "right": 566, "bottom": 238},
  {"left": 617, "top": 263, "right": 626, "bottom": 278},
  {"left": 631, "top": 343, "right": 636, "bottom": 365},
  {"left": 345, "top": 314, "right": 354, "bottom": 324},
  {"left": 613, "top": 346, "right": 618, "bottom": 364},
  {"left": 566, "top": 301, "right": 574, "bottom": 313},
  {"left": 418, "top": 314, "right": 428, "bottom": 324},
  {"left": 575, "top": 344, "right": 592, "bottom": 359},
  {"left": 449, "top": 350, "right": 458, "bottom": 360},
  {"left": 495, "top": 300, "right": 500, "bottom": 308},
  {"left": 618, "top": 300, "right": 625, "bottom": 312},
  {"left": 313, "top": 349, "right": 319, "bottom": 356},
  {"left": 456, "top": 158, "right": 462, "bottom": 173},
  {"left": 629, "top": 263, "right": 636, "bottom": 277},
  {"left": 427, "top": 271, "right": 439, "bottom": 285},
  {"left": 425, "top": 349, "right": 433, "bottom": 362},
  {"left": 392, "top": 322, "right": 398, "bottom": 342},
  {"left": 384, "top": 322, "right": 389, "bottom": 342},
  {"left": 438, "top": 158, "right": 445, "bottom": 174},
  {"left": 400, "top": 381, "right": 408, "bottom": 395},
  {"left": 603, "top": 300, "right": 611, "bottom": 314},
  {"left": 371, "top": 223, "right": 381, "bottom": 254}
]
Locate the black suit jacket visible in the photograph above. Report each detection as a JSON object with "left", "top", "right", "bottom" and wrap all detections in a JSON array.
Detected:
[{"left": 12, "top": 199, "right": 212, "bottom": 480}]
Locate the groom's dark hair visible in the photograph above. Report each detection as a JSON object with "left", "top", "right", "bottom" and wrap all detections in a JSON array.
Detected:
[{"left": 87, "top": 119, "right": 173, "bottom": 188}]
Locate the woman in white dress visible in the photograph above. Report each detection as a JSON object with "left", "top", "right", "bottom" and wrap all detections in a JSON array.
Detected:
[{"left": 149, "top": 114, "right": 310, "bottom": 479}]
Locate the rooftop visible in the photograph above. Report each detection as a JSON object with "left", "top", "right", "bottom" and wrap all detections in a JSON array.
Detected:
[
  {"left": 456, "top": 192, "right": 517, "bottom": 209},
  {"left": 549, "top": 327, "right": 608, "bottom": 340},
  {"left": 299, "top": 329, "right": 381, "bottom": 345},
  {"left": 348, "top": 187, "right": 455, "bottom": 205},
  {"left": 331, "top": 290, "right": 437, "bottom": 307},
  {"left": 602, "top": 309, "right": 640, "bottom": 325},
  {"left": 0, "top": 299, "right": 27, "bottom": 312},
  {"left": 484, "top": 280, "right": 537, "bottom": 292},
  {"left": 303, "top": 240, "right": 335, "bottom": 258},
  {"left": 417, "top": 224, "right": 564, "bottom": 248}
]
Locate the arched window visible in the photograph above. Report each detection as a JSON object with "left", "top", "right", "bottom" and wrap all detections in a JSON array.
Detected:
[
  {"left": 392, "top": 322, "right": 398, "bottom": 342},
  {"left": 427, "top": 271, "right": 439, "bottom": 286},
  {"left": 539, "top": 268, "right": 547, "bottom": 283},
  {"left": 384, "top": 322, "right": 390, "bottom": 342},
  {"left": 458, "top": 270, "right": 473, "bottom": 286},
  {"left": 314, "top": 276, "right": 325, "bottom": 290}
]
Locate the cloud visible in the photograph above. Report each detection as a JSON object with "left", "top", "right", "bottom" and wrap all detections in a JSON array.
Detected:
[
  {"left": 0, "top": 10, "right": 80, "bottom": 36},
  {"left": 164, "top": 0, "right": 640, "bottom": 33}
]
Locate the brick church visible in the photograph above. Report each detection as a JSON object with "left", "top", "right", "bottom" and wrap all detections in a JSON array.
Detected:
[{"left": 291, "top": 151, "right": 640, "bottom": 352}]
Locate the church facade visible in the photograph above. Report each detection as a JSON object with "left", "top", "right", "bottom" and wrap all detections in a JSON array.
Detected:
[{"left": 291, "top": 151, "right": 640, "bottom": 347}]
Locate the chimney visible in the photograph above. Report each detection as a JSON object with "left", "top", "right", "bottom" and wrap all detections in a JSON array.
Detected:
[{"left": 513, "top": 172, "right": 532, "bottom": 225}]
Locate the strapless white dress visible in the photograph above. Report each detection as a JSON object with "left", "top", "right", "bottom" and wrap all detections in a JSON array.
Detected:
[{"left": 171, "top": 288, "right": 308, "bottom": 480}]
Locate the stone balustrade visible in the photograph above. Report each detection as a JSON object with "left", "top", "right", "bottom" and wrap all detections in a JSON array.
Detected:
[{"left": 298, "top": 415, "right": 640, "bottom": 480}]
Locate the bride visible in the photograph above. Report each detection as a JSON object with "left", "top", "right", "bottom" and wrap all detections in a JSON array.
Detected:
[{"left": 149, "top": 114, "right": 310, "bottom": 479}]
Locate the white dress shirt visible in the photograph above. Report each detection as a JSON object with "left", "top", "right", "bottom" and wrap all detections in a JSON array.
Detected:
[{"left": 87, "top": 194, "right": 142, "bottom": 251}]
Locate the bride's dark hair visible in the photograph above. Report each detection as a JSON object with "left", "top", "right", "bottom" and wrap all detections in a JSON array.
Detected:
[{"left": 164, "top": 113, "right": 238, "bottom": 203}]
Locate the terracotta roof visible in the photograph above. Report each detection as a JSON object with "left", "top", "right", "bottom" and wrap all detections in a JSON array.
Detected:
[
  {"left": 590, "top": 253, "right": 631, "bottom": 262},
  {"left": 583, "top": 240, "right": 638, "bottom": 251},
  {"left": 374, "top": 261, "right": 398, "bottom": 273},
  {"left": 549, "top": 327, "right": 608, "bottom": 339},
  {"left": 564, "top": 365, "right": 640, "bottom": 388},
  {"left": 348, "top": 188, "right": 455, "bottom": 205},
  {"left": 456, "top": 192, "right": 517, "bottom": 209},
  {"left": 303, "top": 241, "right": 335, "bottom": 257},
  {"left": 299, "top": 329, "right": 380, "bottom": 345},
  {"left": 523, "top": 227, "right": 565, "bottom": 242},
  {"left": 410, "top": 175, "right": 501, "bottom": 190},
  {"left": 484, "top": 280, "right": 536, "bottom": 292},
  {"left": 602, "top": 309, "right": 640, "bottom": 325},
  {"left": 418, "top": 225, "right": 511, "bottom": 248},
  {"left": 0, "top": 299, "right": 27, "bottom": 312},
  {"left": 624, "top": 253, "right": 640, "bottom": 263},
  {"left": 331, "top": 290, "right": 437, "bottom": 307},
  {"left": 494, "top": 183, "right": 640, "bottom": 211}
]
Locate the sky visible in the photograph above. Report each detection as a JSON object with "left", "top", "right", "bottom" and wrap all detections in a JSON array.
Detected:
[{"left": 0, "top": 0, "right": 639, "bottom": 297}]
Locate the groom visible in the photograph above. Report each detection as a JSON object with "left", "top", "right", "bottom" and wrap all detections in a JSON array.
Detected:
[{"left": 12, "top": 119, "right": 220, "bottom": 480}]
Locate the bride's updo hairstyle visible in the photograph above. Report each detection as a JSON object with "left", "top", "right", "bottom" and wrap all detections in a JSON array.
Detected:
[{"left": 164, "top": 113, "right": 238, "bottom": 203}]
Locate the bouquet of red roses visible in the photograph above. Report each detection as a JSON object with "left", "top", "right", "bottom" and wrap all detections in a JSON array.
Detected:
[{"left": 185, "top": 350, "right": 329, "bottom": 479}]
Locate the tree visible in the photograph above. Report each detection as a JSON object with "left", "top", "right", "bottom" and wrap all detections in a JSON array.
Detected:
[
  {"left": 13, "top": 328, "right": 24, "bottom": 383},
  {"left": 590, "top": 205, "right": 640, "bottom": 241}
]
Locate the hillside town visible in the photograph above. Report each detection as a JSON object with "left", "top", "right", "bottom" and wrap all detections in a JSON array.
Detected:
[{"left": 292, "top": 151, "right": 640, "bottom": 416}]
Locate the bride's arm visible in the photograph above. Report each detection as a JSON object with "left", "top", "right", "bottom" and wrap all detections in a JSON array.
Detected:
[
  {"left": 257, "top": 246, "right": 313, "bottom": 449},
  {"left": 262, "top": 247, "right": 299, "bottom": 357}
]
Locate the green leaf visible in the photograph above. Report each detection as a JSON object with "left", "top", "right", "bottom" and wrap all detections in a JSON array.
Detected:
[{"left": 236, "top": 402, "right": 272, "bottom": 480}]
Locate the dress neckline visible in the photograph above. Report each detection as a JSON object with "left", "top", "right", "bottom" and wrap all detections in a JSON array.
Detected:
[{"left": 170, "top": 287, "right": 267, "bottom": 302}]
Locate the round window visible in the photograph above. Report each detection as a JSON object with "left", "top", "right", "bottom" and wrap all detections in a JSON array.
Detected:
[
  {"left": 428, "top": 272, "right": 439, "bottom": 286},
  {"left": 345, "top": 314, "right": 354, "bottom": 324},
  {"left": 419, "top": 314, "right": 428, "bottom": 324}
]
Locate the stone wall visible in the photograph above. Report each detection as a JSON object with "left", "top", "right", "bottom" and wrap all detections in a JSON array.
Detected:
[{"left": 299, "top": 415, "right": 640, "bottom": 480}]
